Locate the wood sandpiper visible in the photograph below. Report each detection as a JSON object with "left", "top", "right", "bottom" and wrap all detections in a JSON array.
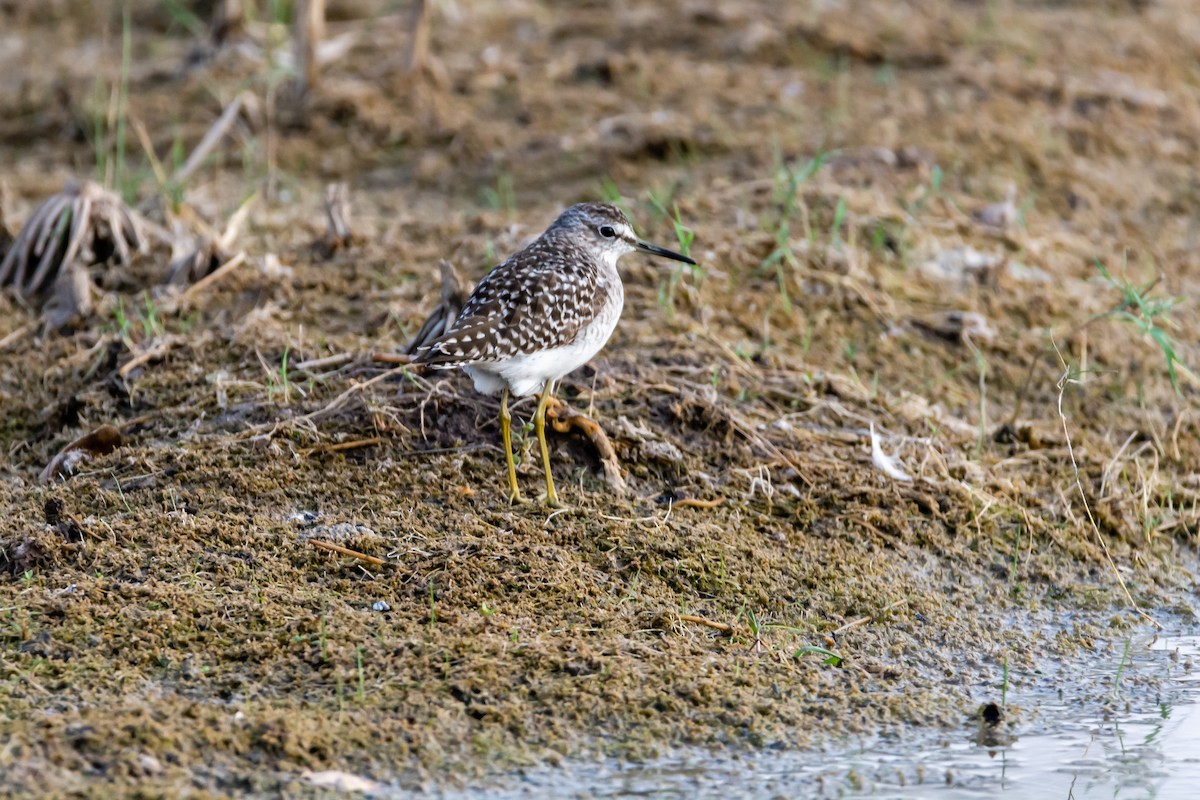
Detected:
[{"left": 414, "top": 202, "right": 696, "bottom": 506}]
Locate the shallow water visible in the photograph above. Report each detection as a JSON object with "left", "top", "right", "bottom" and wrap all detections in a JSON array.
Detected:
[{"left": 439, "top": 627, "right": 1200, "bottom": 799}]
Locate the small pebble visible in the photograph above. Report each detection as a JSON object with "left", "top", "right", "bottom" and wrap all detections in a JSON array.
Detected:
[{"left": 372, "top": 600, "right": 391, "bottom": 612}]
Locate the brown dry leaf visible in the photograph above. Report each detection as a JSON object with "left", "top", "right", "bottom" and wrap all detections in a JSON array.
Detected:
[{"left": 38, "top": 424, "right": 125, "bottom": 484}]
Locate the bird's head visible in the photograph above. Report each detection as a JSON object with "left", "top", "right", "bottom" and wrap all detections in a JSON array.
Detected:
[{"left": 547, "top": 202, "right": 696, "bottom": 267}]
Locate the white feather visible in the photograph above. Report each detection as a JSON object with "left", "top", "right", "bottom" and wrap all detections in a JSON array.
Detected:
[{"left": 870, "top": 423, "right": 912, "bottom": 482}]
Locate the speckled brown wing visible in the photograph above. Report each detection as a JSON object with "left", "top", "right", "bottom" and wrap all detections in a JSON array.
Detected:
[{"left": 413, "top": 252, "right": 606, "bottom": 369}]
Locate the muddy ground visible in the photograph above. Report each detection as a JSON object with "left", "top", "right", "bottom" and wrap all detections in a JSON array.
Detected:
[{"left": 1, "top": 0, "right": 1199, "bottom": 795}]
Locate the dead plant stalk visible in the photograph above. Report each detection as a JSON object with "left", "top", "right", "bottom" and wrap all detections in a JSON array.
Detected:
[{"left": 1055, "top": 359, "right": 1160, "bottom": 629}]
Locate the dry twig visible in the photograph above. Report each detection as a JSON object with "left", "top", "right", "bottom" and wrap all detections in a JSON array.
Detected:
[
  {"left": 119, "top": 336, "right": 183, "bottom": 377},
  {"left": 1054, "top": 354, "right": 1161, "bottom": 629},
  {"left": 309, "top": 539, "right": 388, "bottom": 567},
  {"left": 406, "top": 0, "right": 431, "bottom": 74},
  {"left": 243, "top": 365, "right": 411, "bottom": 437},
  {"left": 671, "top": 497, "right": 726, "bottom": 509},
  {"left": 0, "top": 320, "right": 36, "bottom": 351},
  {"left": 679, "top": 614, "right": 735, "bottom": 635},
  {"left": 321, "top": 182, "right": 354, "bottom": 253},
  {"left": 174, "top": 93, "right": 255, "bottom": 187},
  {"left": 295, "top": 352, "right": 355, "bottom": 371},
  {"left": 293, "top": 0, "right": 326, "bottom": 97},
  {"left": 372, "top": 352, "right": 414, "bottom": 365},
  {"left": 303, "top": 436, "right": 383, "bottom": 455},
  {"left": 829, "top": 599, "right": 909, "bottom": 637},
  {"left": 164, "top": 251, "right": 247, "bottom": 312},
  {"left": 164, "top": 191, "right": 255, "bottom": 287}
]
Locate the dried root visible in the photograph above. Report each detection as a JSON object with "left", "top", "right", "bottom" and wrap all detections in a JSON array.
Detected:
[
  {"left": 546, "top": 397, "right": 628, "bottom": 494},
  {"left": 0, "top": 179, "right": 146, "bottom": 300},
  {"left": 0, "top": 180, "right": 151, "bottom": 330}
]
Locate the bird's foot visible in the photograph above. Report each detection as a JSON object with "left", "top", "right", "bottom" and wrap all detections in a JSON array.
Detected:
[{"left": 539, "top": 491, "right": 568, "bottom": 510}]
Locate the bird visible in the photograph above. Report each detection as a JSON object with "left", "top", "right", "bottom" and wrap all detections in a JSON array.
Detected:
[{"left": 413, "top": 202, "right": 696, "bottom": 506}]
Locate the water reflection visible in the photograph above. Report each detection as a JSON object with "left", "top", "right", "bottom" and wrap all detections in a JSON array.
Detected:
[{"left": 438, "top": 630, "right": 1200, "bottom": 799}]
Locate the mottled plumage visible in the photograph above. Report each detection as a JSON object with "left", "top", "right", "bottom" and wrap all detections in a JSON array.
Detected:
[
  {"left": 413, "top": 201, "right": 695, "bottom": 504},
  {"left": 416, "top": 204, "right": 618, "bottom": 390}
]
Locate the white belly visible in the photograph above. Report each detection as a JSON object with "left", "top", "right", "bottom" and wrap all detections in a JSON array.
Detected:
[{"left": 464, "top": 284, "right": 623, "bottom": 397}]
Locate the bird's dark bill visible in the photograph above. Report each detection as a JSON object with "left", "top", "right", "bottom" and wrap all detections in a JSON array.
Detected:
[{"left": 635, "top": 239, "right": 696, "bottom": 265}]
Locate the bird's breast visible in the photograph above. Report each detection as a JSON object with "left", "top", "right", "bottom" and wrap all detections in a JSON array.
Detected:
[{"left": 582, "top": 268, "right": 624, "bottom": 345}]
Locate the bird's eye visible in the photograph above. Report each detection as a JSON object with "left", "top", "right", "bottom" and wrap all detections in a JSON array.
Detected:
[{"left": 598, "top": 225, "right": 617, "bottom": 238}]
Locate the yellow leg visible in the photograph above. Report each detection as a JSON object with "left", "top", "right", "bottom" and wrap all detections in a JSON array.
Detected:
[
  {"left": 499, "top": 389, "right": 522, "bottom": 503},
  {"left": 534, "top": 379, "right": 562, "bottom": 507}
]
